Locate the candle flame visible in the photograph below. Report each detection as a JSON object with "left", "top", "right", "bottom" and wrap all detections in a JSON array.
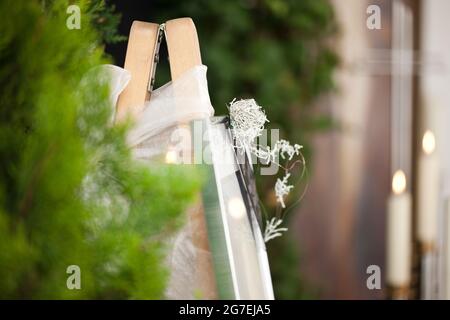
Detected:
[
  {"left": 227, "top": 197, "right": 246, "bottom": 219},
  {"left": 165, "top": 150, "right": 177, "bottom": 164},
  {"left": 422, "top": 130, "right": 435, "bottom": 155},
  {"left": 392, "top": 170, "right": 406, "bottom": 195}
]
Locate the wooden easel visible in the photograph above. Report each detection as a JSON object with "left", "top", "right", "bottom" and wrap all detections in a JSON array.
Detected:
[{"left": 116, "top": 18, "right": 217, "bottom": 299}]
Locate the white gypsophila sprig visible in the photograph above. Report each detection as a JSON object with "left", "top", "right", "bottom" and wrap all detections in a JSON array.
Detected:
[
  {"left": 254, "top": 139, "right": 303, "bottom": 164},
  {"left": 275, "top": 139, "right": 303, "bottom": 161},
  {"left": 251, "top": 145, "right": 272, "bottom": 163},
  {"left": 275, "top": 172, "right": 294, "bottom": 208},
  {"left": 264, "top": 217, "right": 288, "bottom": 242},
  {"left": 229, "top": 98, "right": 268, "bottom": 152},
  {"left": 228, "top": 98, "right": 304, "bottom": 242}
]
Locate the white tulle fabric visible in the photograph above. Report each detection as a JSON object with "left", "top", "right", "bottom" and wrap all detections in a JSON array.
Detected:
[
  {"left": 104, "top": 64, "right": 214, "bottom": 299},
  {"left": 104, "top": 64, "right": 214, "bottom": 161},
  {"left": 127, "top": 65, "right": 214, "bottom": 147},
  {"left": 104, "top": 64, "right": 214, "bottom": 133}
]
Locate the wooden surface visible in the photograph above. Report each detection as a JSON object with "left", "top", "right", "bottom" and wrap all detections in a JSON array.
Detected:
[
  {"left": 165, "top": 18, "right": 218, "bottom": 299},
  {"left": 165, "top": 18, "right": 202, "bottom": 80},
  {"left": 115, "top": 21, "right": 159, "bottom": 123}
]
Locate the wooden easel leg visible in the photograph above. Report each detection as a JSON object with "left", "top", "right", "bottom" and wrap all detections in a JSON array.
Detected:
[
  {"left": 115, "top": 21, "right": 159, "bottom": 123},
  {"left": 165, "top": 17, "right": 218, "bottom": 299}
]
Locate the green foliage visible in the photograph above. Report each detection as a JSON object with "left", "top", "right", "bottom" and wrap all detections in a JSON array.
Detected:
[
  {"left": 85, "top": 0, "right": 127, "bottom": 44},
  {"left": 0, "top": 0, "right": 200, "bottom": 299},
  {"left": 44, "top": 0, "right": 126, "bottom": 44},
  {"left": 267, "top": 224, "right": 320, "bottom": 299}
]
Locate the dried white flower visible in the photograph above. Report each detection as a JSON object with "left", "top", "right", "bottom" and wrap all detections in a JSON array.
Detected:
[
  {"left": 275, "top": 172, "right": 294, "bottom": 208},
  {"left": 255, "top": 139, "right": 303, "bottom": 164},
  {"left": 228, "top": 98, "right": 305, "bottom": 242},
  {"left": 264, "top": 218, "right": 288, "bottom": 242},
  {"left": 251, "top": 145, "right": 272, "bottom": 163},
  {"left": 274, "top": 139, "right": 302, "bottom": 161},
  {"left": 229, "top": 98, "right": 268, "bottom": 152}
]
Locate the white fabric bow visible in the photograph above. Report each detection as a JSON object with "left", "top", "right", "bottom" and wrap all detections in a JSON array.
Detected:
[{"left": 101, "top": 64, "right": 214, "bottom": 147}]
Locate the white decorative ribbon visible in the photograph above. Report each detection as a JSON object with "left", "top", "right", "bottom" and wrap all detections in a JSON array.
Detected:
[{"left": 102, "top": 64, "right": 214, "bottom": 147}]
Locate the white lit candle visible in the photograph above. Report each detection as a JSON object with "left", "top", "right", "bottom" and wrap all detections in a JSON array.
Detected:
[
  {"left": 417, "top": 130, "right": 439, "bottom": 248},
  {"left": 387, "top": 170, "right": 412, "bottom": 287}
]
